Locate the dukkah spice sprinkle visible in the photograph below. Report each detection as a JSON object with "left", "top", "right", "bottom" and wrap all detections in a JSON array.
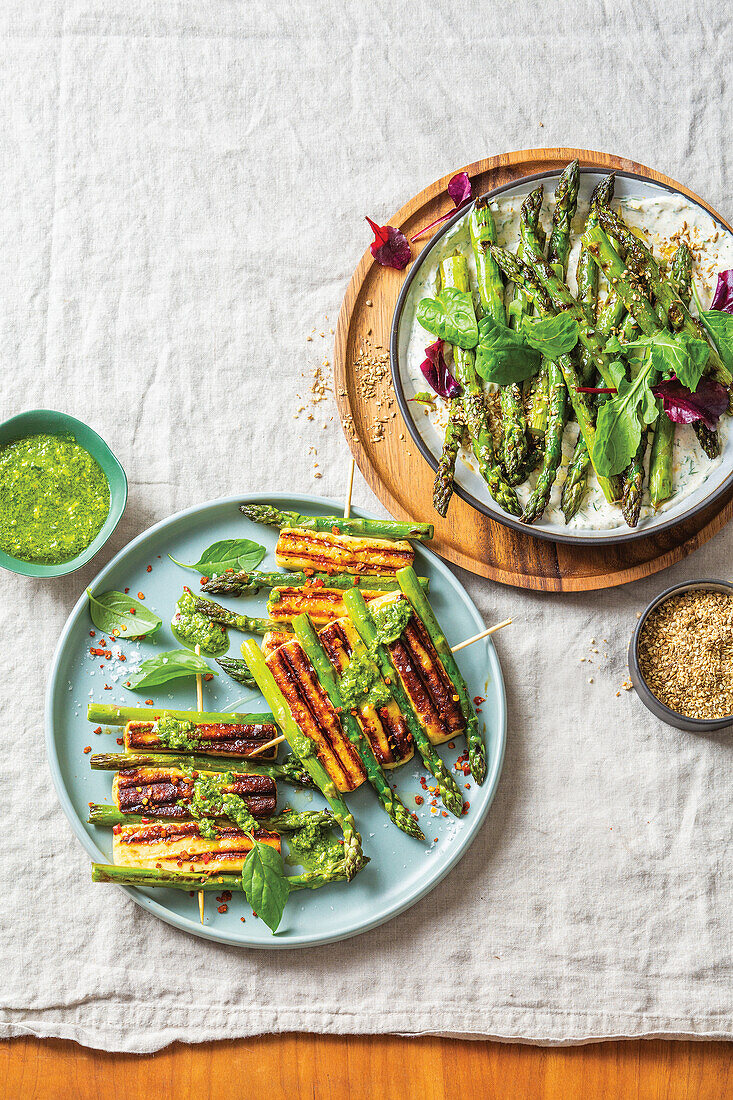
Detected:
[{"left": 638, "top": 590, "right": 733, "bottom": 720}]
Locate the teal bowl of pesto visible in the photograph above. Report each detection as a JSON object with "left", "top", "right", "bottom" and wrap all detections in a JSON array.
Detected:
[{"left": 0, "top": 409, "right": 127, "bottom": 578}]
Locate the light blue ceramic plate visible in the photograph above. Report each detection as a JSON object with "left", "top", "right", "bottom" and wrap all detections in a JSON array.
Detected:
[{"left": 45, "top": 493, "right": 506, "bottom": 948}]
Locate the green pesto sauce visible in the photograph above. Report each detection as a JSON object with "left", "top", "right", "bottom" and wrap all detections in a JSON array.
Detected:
[
  {"left": 370, "top": 597, "right": 413, "bottom": 645},
  {"left": 156, "top": 715, "right": 205, "bottom": 753},
  {"left": 0, "top": 433, "right": 109, "bottom": 563},
  {"left": 339, "top": 652, "right": 391, "bottom": 710},
  {"left": 286, "top": 818, "right": 343, "bottom": 873},
  {"left": 183, "top": 770, "right": 257, "bottom": 836},
  {"left": 171, "top": 588, "right": 229, "bottom": 656}
]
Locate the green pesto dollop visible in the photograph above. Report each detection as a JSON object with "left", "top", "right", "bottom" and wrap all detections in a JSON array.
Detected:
[
  {"left": 370, "top": 596, "right": 413, "bottom": 645},
  {"left": 171, "top": 588, "right": 229, "bottom": 656},
  {"left": 339, "top": 652, "right": 391, "bottom": 710},
  {"left": 286, "top": 818, "right": 343, "bottom": 873},
  {"left": 183, "top": 770, "right": 258, "bottom": 835},
  {"left": 0, "top": 433, "right": 110, "bottom": 563},
  {"left": 156, "top": 715, "right": 205, "bottom": 753}
]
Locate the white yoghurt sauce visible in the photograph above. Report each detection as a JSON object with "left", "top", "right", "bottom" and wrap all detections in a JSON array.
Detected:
[{"left": 402, "top": 189, "right": 733, "bottom": 530}]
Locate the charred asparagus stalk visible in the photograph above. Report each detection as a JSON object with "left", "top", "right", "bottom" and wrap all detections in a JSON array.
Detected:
[
  {"left": 433, "top": 399, "right": 465, "bottom": 516},
  {"left": 241, "top": 638, "right": 365, "bottom": 880},
  {"left": 92, "top": 863, "right": 352, "bottom": 893},
  {"left": 669, "top": 241, "right": 720, "bottom": 458},
  {"left": 202, "top": 570, "right": 429, "bottom": 597},
  {"left": 342, "top": 588, "right": 464, "bottom": 817},
  {"left": 88, "top": 804, "right": 332, "bottom": 830},
  {"left": 192, "top": 596, "right": 286, "bottom": 636},
  {"left": 240, "top": 504, "right": 433, "bottom": 541},
  {"left": 88, "top": 703, "right": 276, "bottom": 728},
  {"left": 90, "top": 752, "right": 315, "bottom": 789},
  {"left": 293, "top": 614, "right": 424, "bottom": 839},
  {"left": 470, "top": 196, "right": 527, "bottom": 480}
]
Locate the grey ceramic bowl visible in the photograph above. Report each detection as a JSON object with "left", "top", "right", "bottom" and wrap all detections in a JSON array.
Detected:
[{"left": 628, "top": 579, "right": 733, "bottom": 733}]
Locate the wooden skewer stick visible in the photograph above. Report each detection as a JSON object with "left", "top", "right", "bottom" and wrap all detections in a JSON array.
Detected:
[
  {"left": 194, "top": 644, "right": 205, "bottom": 926},
  {"left": 248, "top": 732, "right": 286, "bottom": 757},
  {"left": 343, "top": 457, "right": 355, "bottom": 519},
  {"left": 450, "top": 618, "right": 512, "bottom": 653}
]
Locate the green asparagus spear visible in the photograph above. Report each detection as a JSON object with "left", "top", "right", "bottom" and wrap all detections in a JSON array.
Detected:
[
  {"left": 621, "top": 429, "right": 647, "bottom": 527},
  {"left": 215, "top": 656, "right": 257, "bottom": 687},
  {"left": 92, "top": 862, "right": 353, "bottom": 893},
  {"left": 693, "top": 423, "right": 721, "bottom": 459},
  {"left": 669, "top": 242, "right": 720, "bottom": 458},
  {"left": 521, "top": 361, "right": 566, "bottom": 523},
  {"left": 649, "top": 410, "right": 674, "bottom": 507},
  {"left": 594, "top": 206, "right": 732, "bottom": 388},
  {"left": 88, "top": 804, "right": 331, "bottom": 830},
  {"left": 433, "top": 399, "right": 465, "bottom": 517},
  {"left": 342, "top": 588, "right": 464, "bottom": 817},
  {"left": 561, "top": 177, "right": 616, "bottom": 518},
  {"left": 490, "top": 245, "right": 621, "bottom": 505},
  {"left": 518, "top": 176, "right": 577, "bottom": 520},
  {"left": 239, "top": 504, "right": 433, "bottom": 541},
  {"left": 89, "top": 752, "right": 315, "bottom": 789},
  {"left": 87, "top": 703, "right": 276, "bottom": 727},
  {"left": 203, "top": 570, "right": 429, "bottom": 597},
  {"left": 547, "top": 159, "right": 580, "bottom": 271},
  {"left": 292, "top": 614, "right": 423, "bottom": 840},
  {"left": 439, "top": 253, "right": 521, "bottom": 516},
  {"left": 241, "top": 638, "right": 364, "bottom": 879},
  {"left": 192, "top": 595, "right": 289, "bottom": 636},
  {"left": 470, "top": 196, "right": 527, "bottom": 480},
  {"left": 521, "top": 190, "right": 627, "bottom": 391},
  {"left": 396, "top": 566, "right": 486, "bottom": 784}
]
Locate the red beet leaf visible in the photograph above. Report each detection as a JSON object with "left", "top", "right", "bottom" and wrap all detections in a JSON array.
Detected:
[
  {"left": 411, "top": 172, "right": 474, "bottom": 243},
  {"left": 652, "top": 376, "right": 728, "bottom": 429},
  {"left": 365, "top": 216, "right": 411, "bottom": 270},
  {"left": 419, "top": 339, "right": 462, "bottom": 399},
  {"left": 710, "top": 269, "right": 733, "bottom": 313}
]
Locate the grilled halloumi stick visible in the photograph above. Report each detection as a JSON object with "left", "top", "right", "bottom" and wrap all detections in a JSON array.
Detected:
[
  {"left": 112, "top": 767, "right": 277, "bottom": 819},
  {"left": 112, "top": 820, "right": 280, "bottom": 872},
  {"left": 276, "top": 527, "right": 414, "bottom": 576},
  {"left": 124, "top": 719, "right": 279, "bottom": 759},
  {"left": 318, "top": 617, "right": 413, "bottom": 769},
  {"left": 267, "top": 584, "right": 390, "bottom": 625},
  {"left": 369, "top": 594, "right": 465, "bottom": 745},
  {"left": 262, "top": 630, "right": 293, "bottom": 659},
  {"left": 266, "top": 639, "right": 367, "bottom": 793}
]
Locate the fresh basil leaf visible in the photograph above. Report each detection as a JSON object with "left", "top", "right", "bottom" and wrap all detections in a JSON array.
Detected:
[
  {"left": 125, "top": 649, "right": 216, "bottom": 691},
  {"left": 241, "top": 840, "right": 290, "bottom": 933},
  {"left": 522, "top": 313, "right": 580, "bottom": 358},
  {"left": 416, "top": 288, "right": 479, "bottom": 349},
  {"left": 474, "top": 316, "right": 541, "bottom": 385},
  {"left": 699, "top": 310, "right": 733, "bottom": 372},
  {"left": 87, "top": 589, "right": 162, "bottom": 640},
  {"left": 594, "top": 365, "right": 659, "bottom": 476},
  {"left": 170, "top": 538, "right": 266, "bottom": 576}
]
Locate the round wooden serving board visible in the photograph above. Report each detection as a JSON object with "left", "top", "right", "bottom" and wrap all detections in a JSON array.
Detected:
[{"left": 334, "top": 148, "right": 733, "bottom": 592}]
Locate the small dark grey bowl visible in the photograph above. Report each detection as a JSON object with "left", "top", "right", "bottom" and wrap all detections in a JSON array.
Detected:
[{"left": 628, "top": 579, "right": 733, "bottom": 732}]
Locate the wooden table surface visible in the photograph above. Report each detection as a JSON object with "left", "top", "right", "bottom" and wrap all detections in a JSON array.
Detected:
[{"left": 1, "top": 1035, "right": 730, "bottom": 1099}]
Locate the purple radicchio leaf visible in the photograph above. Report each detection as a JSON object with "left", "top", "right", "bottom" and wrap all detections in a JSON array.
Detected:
[
  {"left": 652, "top": 376, "right": 728, "bottom": 429},
  {"left": 710, "top": 269, "right": 733, "bottom": 313},
  {"left": 365, "top": 216, "right": 411, "bottom": 270},
  {"left": 419, "top": 338, "right": 462, "bottom": 399},
  {"left": 411, "top": 172, "right": 474, "bottom": 243}
]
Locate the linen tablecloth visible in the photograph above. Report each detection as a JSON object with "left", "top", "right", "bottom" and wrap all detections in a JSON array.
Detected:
[{"left": 1, "top": 0, "right": 731, "bottom": 1052}]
